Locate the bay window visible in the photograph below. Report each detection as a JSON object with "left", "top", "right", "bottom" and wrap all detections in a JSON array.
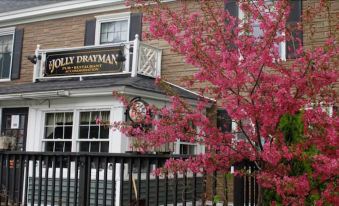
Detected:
[{"left": 42, "top": 110, "right": 111, "bottom": 153}]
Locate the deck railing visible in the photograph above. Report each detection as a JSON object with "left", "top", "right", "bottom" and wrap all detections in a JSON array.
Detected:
[{"left": 0, "top": 151, "right": 258, "bottom": 206}]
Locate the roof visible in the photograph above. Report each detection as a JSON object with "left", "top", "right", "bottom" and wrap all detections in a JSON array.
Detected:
[
  {"left": 0, "top": 74, "right": 201, "bottom": 100},
  {"left": 0, "top": 0, "right": 70, "bottom": 13}
]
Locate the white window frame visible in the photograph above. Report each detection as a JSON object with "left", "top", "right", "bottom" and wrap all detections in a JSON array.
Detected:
[
  {"left": 95, "top": 12, "right": 131, "bottom": 46},
  {"left": 0, "top": 27, "right": 15, "bottom": 81},
  {"left": 238, "top": 2, "right": 286, "bottom": 61},
  {"left": 41, "top": 111, "right": 75, "bottom": 152},
  {"left": 76, "top": 110, "right": 111, "bottom": 153},
  {"left": 41, "top": 108, "right": 113, "bottom": 153}
]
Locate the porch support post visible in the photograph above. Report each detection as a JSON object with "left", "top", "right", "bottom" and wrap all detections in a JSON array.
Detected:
[{"left": 131, "top": 34, "right": 140, "bottom": 77}]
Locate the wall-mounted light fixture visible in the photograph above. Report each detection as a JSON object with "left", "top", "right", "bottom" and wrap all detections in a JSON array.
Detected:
[{"left": 27, "top": 55, "right": 41, "bottom": 64}]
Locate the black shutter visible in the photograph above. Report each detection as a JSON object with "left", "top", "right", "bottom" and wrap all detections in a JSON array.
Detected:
[
  {"left": 217, "top": 109, "right": 232, "bottom": 133},
  {"left": 224, "top": 0, "right": 238, "bottom": 50},
  {"left": 11, "top": 28, "right": 24, "bottom": 80},
  {"left": 129, "top": 13, "right": 143, "bottom": 41},
  {"left": 84, "top": 19, "right": 96, "bottom": 46},
  {"left": 224, "top": 0, "right": 238, "bottom": 19},
  {"left": 286, "top": 0, "right": 302, "bottom": 59}
]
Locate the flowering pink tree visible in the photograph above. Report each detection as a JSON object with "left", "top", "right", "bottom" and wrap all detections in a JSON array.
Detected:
[{"left": 118, "top": 0, "right": 338, "bottom": 205}]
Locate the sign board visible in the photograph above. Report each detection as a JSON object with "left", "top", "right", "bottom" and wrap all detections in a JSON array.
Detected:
[
  {"left": 11, "top": 115, "right": 20, "bottom": 129},
  {"left": 44, "top": 46, "right": 124, "bottom": 77}
]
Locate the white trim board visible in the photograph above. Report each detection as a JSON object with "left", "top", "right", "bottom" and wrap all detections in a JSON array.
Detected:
[
  {"left": 0, "top": 0, "right": 126, "bottom": 28},
  {"left": 0, "top": 0, "right": 176, "bottom": 28}
]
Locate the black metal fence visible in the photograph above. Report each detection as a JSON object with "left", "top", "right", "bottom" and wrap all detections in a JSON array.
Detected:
[{"left": 0, "top": 151, "right": 258, "bottom": 206}]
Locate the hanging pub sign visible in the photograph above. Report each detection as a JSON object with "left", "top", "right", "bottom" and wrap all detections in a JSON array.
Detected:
[
  {"left": 44, "top": 46, "right": 124, "bottom": 77},
  {"left": 127, "top": 98, "right": 149, "bottom": 123}
]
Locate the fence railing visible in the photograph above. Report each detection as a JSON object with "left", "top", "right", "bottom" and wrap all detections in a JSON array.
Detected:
[{"left": 0, "top": 151, "right": 258, "bottom": 206}]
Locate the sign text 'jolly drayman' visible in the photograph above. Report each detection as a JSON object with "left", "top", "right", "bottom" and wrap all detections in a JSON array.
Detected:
[{"left": 44, "top": 46, "right": 124, "bottom": 77}]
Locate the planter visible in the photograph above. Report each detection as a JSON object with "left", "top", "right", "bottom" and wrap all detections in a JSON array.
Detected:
[{"left": 0, "top": 136, "right": 13, "bottom": 150}]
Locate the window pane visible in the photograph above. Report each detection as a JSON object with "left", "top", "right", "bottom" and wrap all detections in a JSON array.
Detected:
[
  {"left": 45, "top": 113, "right": 54, "bottom": 126},
  {"left": 45, "top": 127, "right": 54, "bottom": 139},
  {"left": 100, "top": 20, "right": 128, "bottom": 44},
  {"left": 107, "top": 33, "right": 114, "bottom": 42},
  {"left": 101, "top": 111, "right": 110, "bottom": 121},
  {"left": 90, "top": 142, "right": 99, "bottom": 152},
  {"left": 65, "top": 113, "right": 73, "bottom": 125},
  {"left": 89, "top": 126, "right": 99, "bottom": 139},
  {"left": 91, "top": 111, "right": 100, "bottom": 124},
  {"left": 54, "top": 142, "right": 64, "bottom": 152},
  {"left": 99, "top": 126, "right": 109, "bottom": 139},
  {"left": 54, "top": 126, "right": 63, "bottom": 139},
  {"left": 55, "top": 113, "right": 64, "bottom": 126},
  {"left": 100, "top": 34, "right": 107, "bottom": 44},
  {"left": 79, "top": 126, "right": 89, "bottom": 139},
  {"left": 64, "top": 142, "right": 72, "bottom": 152},
  {"left": 45, "top": 142, "right": 54, "bottom": 152},
  {"left": 80, "top": 142, "right": 89, "bottom": 152},
  {"left": 101, "top": 142, "right": 109, "bottom": 152},
  {"left": 64, "top": 126, "right": 72, "bottom": 139},
  {"left": 80, "top": 112, "right": 90, "bottom": 125}
]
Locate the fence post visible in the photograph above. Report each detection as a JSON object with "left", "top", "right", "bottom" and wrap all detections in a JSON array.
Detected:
[
  {"left": 233, "top": 163, "right": 245, "bottom": 206},
  {"left": 79, "top": 156, "right": 89, "bottom": 206}
]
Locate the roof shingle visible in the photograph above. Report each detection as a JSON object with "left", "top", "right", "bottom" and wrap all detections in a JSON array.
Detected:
[
  {"left": 0, "top": 0, "right": 69, "bottom": 13},
  {"left": 0, "top": 74, "right": 201, "bottom": 100}
]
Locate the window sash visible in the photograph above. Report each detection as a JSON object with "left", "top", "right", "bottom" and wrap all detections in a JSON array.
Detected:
[{"left": 0, "top": 32, "right": 14, "bottom": 80}]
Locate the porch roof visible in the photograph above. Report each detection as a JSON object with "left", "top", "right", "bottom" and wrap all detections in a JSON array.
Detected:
[{"left": 0, "top": 74, "right": 203, "bottom": 100}]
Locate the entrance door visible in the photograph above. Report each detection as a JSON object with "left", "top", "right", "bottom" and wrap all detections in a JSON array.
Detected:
[
  {"left": 1, "top": 108, "right": 28, "bottom": 205},
  {"left": 1, "top": 108, "right": 28, "bottom": 151}
]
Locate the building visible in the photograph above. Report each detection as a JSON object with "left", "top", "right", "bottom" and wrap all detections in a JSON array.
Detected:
[{"left": 0, "top": 0, "right": 337, "bottom": 206}]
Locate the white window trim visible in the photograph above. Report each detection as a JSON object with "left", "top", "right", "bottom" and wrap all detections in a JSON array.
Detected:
[
  {"left": 95, "top": 12, "right": 131, "bottom": 46},
  {"left": 0, "top": 27, "right": 15, "bottom": 81},
  {"left": 41, "top": 111, "right": 75, "bottom": 152},
  {"left": 41, "top": 108, "right": 113, "bottom": 153},
  {"left": 76, "top": 110, "right": 111, "bottom": 152}
]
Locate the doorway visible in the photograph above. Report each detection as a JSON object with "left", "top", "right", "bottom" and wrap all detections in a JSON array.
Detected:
[
  {"left": 1, "top": 107, "right": 28, "bottom": 151},
  {"left": 0, "top": 107, "right": 28, "bottom": 205}
]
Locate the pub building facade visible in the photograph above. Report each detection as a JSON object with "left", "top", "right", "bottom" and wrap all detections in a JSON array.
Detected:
[
  {"left": 0, "top": 0, "right": 336, "bottom": 206},
  {"left": 0, "top": 1, "right": 205, "bottom": 155}
]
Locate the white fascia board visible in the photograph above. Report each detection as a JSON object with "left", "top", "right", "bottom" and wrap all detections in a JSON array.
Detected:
[
  {"left": 0, "top": 0, "right": 126, "bottom": 27},
  {"left": 163, "top": 80, "right": 216, "bottom": 103}
]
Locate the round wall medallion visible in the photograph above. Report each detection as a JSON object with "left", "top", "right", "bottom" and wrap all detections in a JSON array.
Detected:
[{"left": 127, "top": 98, "right": 148, "bottom": 122}]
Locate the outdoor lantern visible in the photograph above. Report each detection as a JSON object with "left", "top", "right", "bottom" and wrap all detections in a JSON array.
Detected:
[
  {"left": 116, "top": 49, "right": 126, "bottom": 63},
  {"left": 27, "top": 54, "right": 41, "bottom": 64}
]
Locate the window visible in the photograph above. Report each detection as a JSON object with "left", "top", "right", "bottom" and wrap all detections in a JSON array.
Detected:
[
  {"left": 175, "top": 121, "right": 199, "bottom": 155},
  {"left": 100, "top": 20, "right": 128, "bottom": 44},
  {"left": 217, "top": 109, "right": 232, "bottom": 133},
  {"left": 232, "top": 1, "right": 302, "bottom": 60},
  {"left": 43, "top": 112, "right": 73, "bottom": 152},
  {"left": 237, "top": 1, "right": 287, "bottom": 60},
  {"left": 179, "top": 142, "right": 197, "bottom": 155},
  {"left": 96, "top": 13, "right": 130, "bottom": 45},
  {"left": 78, "top": 111, "right": 110, "bottom": 153},
  {"left": 0, "top": 27, "right": 14, "bottom": 80}
]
